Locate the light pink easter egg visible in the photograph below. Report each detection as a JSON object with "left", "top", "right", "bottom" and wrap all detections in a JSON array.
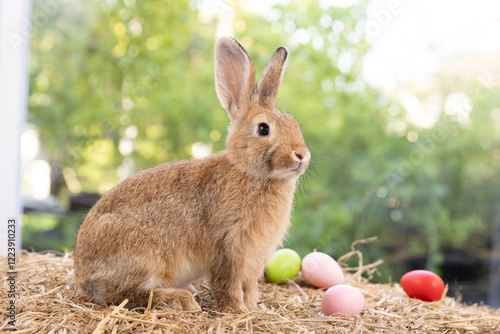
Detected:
[
  {"left": 301, "top": 252, "right": 344, "bottom": 288},
  {"left": 321, "top": 284, "right": 365, "bottom": 317}
]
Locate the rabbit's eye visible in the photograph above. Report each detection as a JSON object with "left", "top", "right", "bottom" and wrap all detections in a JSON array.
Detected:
[{"left": 258, "top": 123, "right": 270, "bottom": 136}]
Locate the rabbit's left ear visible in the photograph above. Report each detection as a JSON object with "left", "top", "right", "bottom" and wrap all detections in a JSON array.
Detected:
[
  {"left": 215, "top": 36, "right": 258, "bottom": 123},
  {"left": 258, "top": 47, "right": 288, "bottom": 109}
]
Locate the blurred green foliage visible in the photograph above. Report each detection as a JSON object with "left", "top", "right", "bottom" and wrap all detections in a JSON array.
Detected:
[
  {"left": 23, "top": 211, "right": 84, "bottom": 251},
  {"left": 25, "top": 0, "right": 500, "bottom": 282}
]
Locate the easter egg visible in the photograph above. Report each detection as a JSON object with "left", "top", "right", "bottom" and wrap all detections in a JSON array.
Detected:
[
  {"left": 264, "top": 248, "right": 301, "bottom": 284},
  {"left": 301, "top": 252, "right": 344, "bottom": 288},
  {"left": 400, "top": 270, "right": 445, "bottom": 302},
  {"left": 321, "top": 284, "right": 365, "bottom": 317}
]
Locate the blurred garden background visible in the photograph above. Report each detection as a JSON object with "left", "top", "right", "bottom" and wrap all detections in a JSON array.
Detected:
[{"left": 22, "top": 0, "right": 500, "bottom": 306}]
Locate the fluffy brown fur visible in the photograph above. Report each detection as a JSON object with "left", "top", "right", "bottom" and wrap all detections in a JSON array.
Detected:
[{"left": 74, "top": 36, "right": 310, "bottom": 313}]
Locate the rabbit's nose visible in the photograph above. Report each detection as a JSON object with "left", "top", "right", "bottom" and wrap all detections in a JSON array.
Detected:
[
  {"left": 294, "top": 152, "right": 304, "bottom": 161},
  {"left": 293, "top": 150, "right": 311, "bottom": 163}
]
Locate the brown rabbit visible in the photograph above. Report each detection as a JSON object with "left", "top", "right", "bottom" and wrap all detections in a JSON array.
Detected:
[{"left": 74, "top": 36, "right": 310, "bottom": 313}]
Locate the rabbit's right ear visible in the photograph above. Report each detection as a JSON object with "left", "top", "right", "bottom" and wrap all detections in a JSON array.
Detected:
[{"left": 215, "top": 36, "right": 258, "bottom": 123}]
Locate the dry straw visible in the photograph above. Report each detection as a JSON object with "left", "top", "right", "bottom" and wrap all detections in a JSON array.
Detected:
[{"left": 1, "top": 239, "right": 499, "bottom": 333}]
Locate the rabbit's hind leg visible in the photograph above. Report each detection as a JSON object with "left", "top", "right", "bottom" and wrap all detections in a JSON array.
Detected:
[
  {"left": 146, "top": 288, "right": 201, "bottom": 311},
  {"left": 109, "top": 287, "right": 201, "bottom": 311},
  {"left": 84, "top": 277, "right": 200, "bottom": 311}
]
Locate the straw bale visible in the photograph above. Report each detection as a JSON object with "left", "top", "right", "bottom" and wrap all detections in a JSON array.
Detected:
[{"left": 1, "top": 244, "right": 499, "bottom": 333}]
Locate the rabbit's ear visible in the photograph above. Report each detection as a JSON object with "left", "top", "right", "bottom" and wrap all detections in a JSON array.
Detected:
[
  {"left": 258, "top": 47, "right": 288, "bottom": 109},
  {"left": 215, "top": 36, "right": 258, "bottom": 122}
]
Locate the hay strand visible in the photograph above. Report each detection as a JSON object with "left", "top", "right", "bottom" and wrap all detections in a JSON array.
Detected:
[
  {"left": 146, "top": 279, "right": 154, "bottom": 314},
  {"left": 92, "top": 299, "right": 128, "bottom": 334},
  {"left": 107, "top": 315, "right": 179, "bottom": 329}
]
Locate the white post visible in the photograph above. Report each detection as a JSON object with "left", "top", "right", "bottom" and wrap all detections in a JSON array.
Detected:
[{"left": 0, "top": 0, "right": 32, "bottom": 256}]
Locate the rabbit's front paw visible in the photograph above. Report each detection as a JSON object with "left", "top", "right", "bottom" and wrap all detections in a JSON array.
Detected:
[{"left": 244, "top": 279, "right": 260, "bottom": 310}]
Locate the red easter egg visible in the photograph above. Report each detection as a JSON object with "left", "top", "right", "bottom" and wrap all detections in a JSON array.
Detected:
[{"left": 400, "top": 270, "right": 445, "bottom": 302}]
